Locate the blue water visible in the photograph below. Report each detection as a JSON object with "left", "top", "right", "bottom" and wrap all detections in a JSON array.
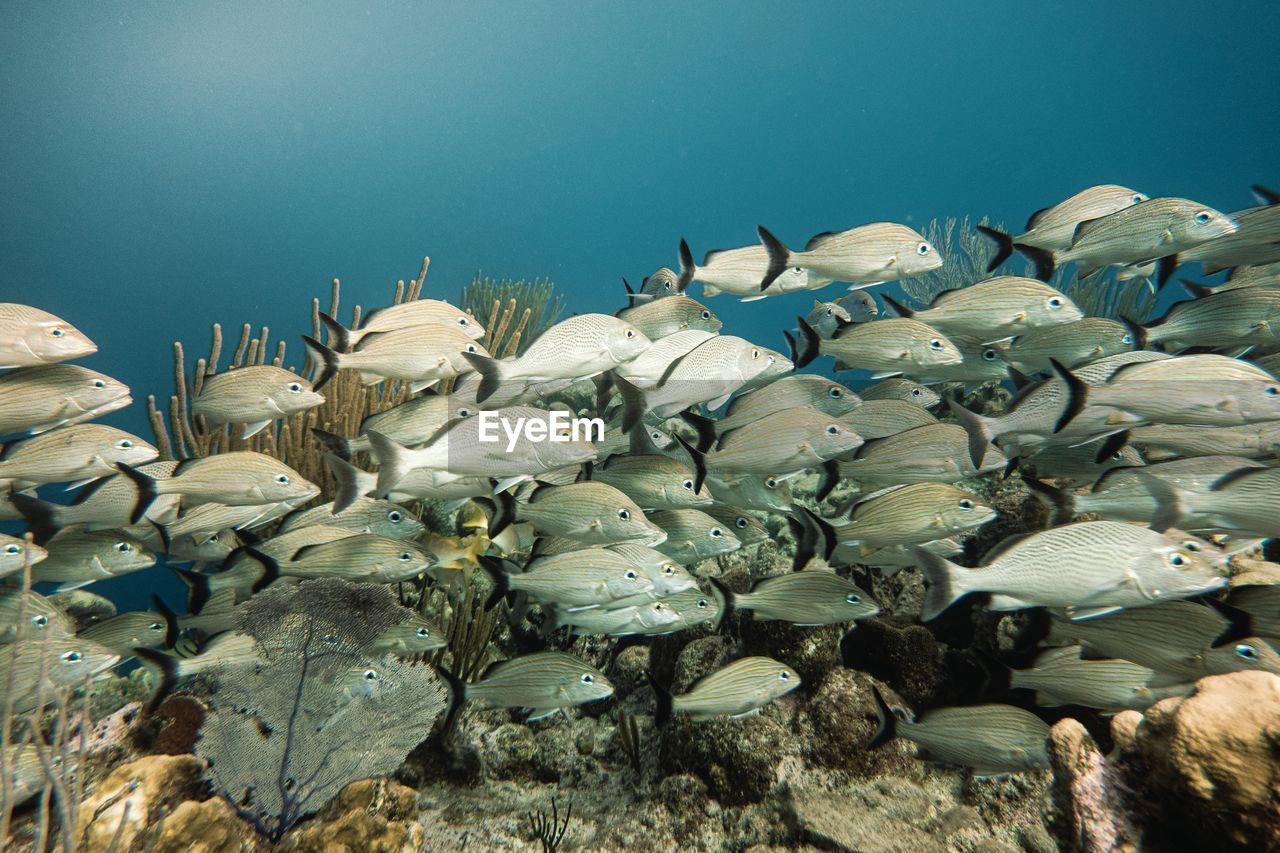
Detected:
[{"left": 2, "top": 1, "right": 1276, "bottom": 609}]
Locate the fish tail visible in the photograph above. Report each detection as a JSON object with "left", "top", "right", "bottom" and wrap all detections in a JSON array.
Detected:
[
  {"left": 1204, "top": 599, "right": 1257, "bottom": 648},
  {"left": 301, "top": 335, "right": 342, "bottom": 392},
  {"left": 310, "top": 427, "right": 354, "bottom": 461},
  {"left": 244, "top": 547, "right": 281, "bottom": 593},
  {"left": 612, "top": 373, "right": 647, "bottom": 434},
  {"left": 1135, "top": 472, "right": 1182, "bottom": 533},
  {"left": 1092, "top": 430, "right": 1131, "bottom": 466},
  {"left": 323, "top": 452, "right": 374, "bottom": 514},
  {"left": 867, "top": 685, "right": 898, "bottom": 748},
  {"left": 170, "top": 566, "right": 212, "bottom": 614},
  {"left": 318, "top": 312, "right": 353, "bottom": 353},
  {"left": 540, "top": 602, "right": 562, "bottom": 637},
  {"left": 1013, "top": 243, "right": 1055, "bottom": 282},
  {"left": 1119, "top": 316, "right": 1148, "bottom": 351},
  {"left": 708, "top": 577, "right": 736, "bottom": 621},
  {"left": 1019, "top": 472, "right": 1075, "bottom": 526},
  {"left": 592, "top": 372, "right": 615, "bottom": 419},
  {"left": 649, "top": 672, "right": 675, "bottom": 728},
  {"left": 816, "top": 459, "right": 840, "bottom": 502},
  {"left": 150, "top": 594, "right": 180, "bottom": 648},
  {"left": 880, "top": 294, "right": 915, "bottom": 319},
  {"left": 460, "top": 352, "right": 503, "bottom": 404},
  {"left": 438, "top": 665, "right": 468, "bottom": 734},
  {"left": 1047, "top": 359, "right": 1088, "bottom": 433},
  {"left": 1155, "top": 255, "right": 1179, "bottom": 291},
  {"left": 477, "top": 554, "right": 513, "bottom": 609},
  {"left": 364, "top": 430, "right": 415, "bottom": 499},
  {"left": 678, "top": 411, "right": 718, "bottom": 454},
  {"left": 756, "top": 225, "right": 791, "bottom": 291},
  {"left": 790, "top": 505, "right": 836, "bottom": 571},
  {"left": 975, "top": 224, "right": 1015, "bottom": 272},
  {"left": 791, "top": 316, "right": 820, "bottom": 369},
  {"left": 9, "top": 492, "right": 61, "bottom": 543},
  {"left": 113, "top": 462, "right": 158, "bottom": 524},
  {"left": 913, "top": 546, "right": 966, "bottom": 621},
  {"left": 677, "top": 238, "right": 696, "bottom": 291},
  {"left": 672, "top": 434, "right": 707, "bottom": 493},
  {"left": 133, "top": 647, "right": 179, "bottom": 714},
  {"left": 477, "top": 489, "right": 517, "bottom": 540},
  {"left": 945, "top": 396, "right": 997, "bottom": 469}
]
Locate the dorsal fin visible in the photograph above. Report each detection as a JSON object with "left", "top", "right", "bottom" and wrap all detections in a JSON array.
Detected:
[
  {"left": 978, "top": 529, "right": 1040, "bottom": 565},
  {"left": 1025, "top": 204, "right": 1053, "bottom": 232},
  {"left": 805, "top": 230, "right": 843, "bottom": 251},
  {"left": 1180, "top": 279, "right": 1215, "bottom": 299},
  {"left": 1211, "top": 466, "right": 1270, "bottom": 492},
  {"left": 1070, "top": 215, "right": 1106, "bottom": 246}
]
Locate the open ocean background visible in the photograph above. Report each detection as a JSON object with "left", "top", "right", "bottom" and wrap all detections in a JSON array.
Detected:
[{"left": 2, "top": 0, "right": 1276, "bottom": 609}]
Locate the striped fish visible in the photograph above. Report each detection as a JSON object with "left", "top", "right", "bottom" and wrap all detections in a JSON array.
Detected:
[
  {"left": 278, "top": 496, "right": 424, "bottom": 540},
  {"left": 830, "top": 483, "right": 995, "bottom": 553},
  {"left": 255, "top": 524, "right": 360, "bottom": 561},
  {"left": 703, "top": 470, "right": 793, "bottom": 513},
  {"left": 647, "top": 509, "right": 741, "bottom": 564},
  {"left": 11, "top": 461, "right": 180, "bottom": 537},
  {"left": 1130, "top": 423, "right": 1280, "bottom": 461},
  {"left": 837, "top": 290, "right": 878, "bottom": 323},
  {"left": 915, "top": 521, "right": 1227, "bottom": 621},
  {"left": 311, "top": 394, "right": 472, "bottom": 459},
  {"left": 604, "top": 543, "right": 699, "bottom": 598},
  {"left": 639, "top": 266, "right": 681, "bottom": 299},
  {"left": 277, "top": 534, "right": 436, "bottom": 583},
  {"left": 31, "top": 528, "right": 155, "bottom": 591},
  {"left": 446, "top": 651, "right": 613, "bottom": 720},
  {"left": 900, "top": 335, "right": 1012, "bottom": 385},
  {"left": 47, "top": 589, "right": 115, "bottom": 625},
  {"left": 78, "top": 610, "right": 171, "bottom": 654},
  {"left": 191, "top": 365, "right": 325, "bottom": 438},
  {"left": 871, "top": 689, "right": 1050, "bottom": 776},
  {"left": 976, "top": 184, "right": 1147, "bottom": 271},
  {"left": 703, "top": 406, "right": 864, "bottom": 478},
  {"left": 0, "top": 364, "right": 131, "bottom": 437},
  {"left": 305, "top": 325, "right": 489, "bottom": 393},
  {"left": 369, "top": 614, "right": 447, "bottom": 656},
  {"left": 1013, "top": 196, "right": 1237, "bottom": 281},
  {"left": 802, "top": 299, "right": 851, "bottom": 339},
  {"left": 1143, "top": 287, "right": 1280, "bottom": 351},
  {"left": 617, "top": 295, "right": 722, "bottom": 339},
  {"left": 1160, "top": 465, "right": 1280, "bottom": 538},
  {"left": 676, "top": 239, "right": 813, "bottom": 299},
  {"left": 1, "top": 637, "right": 119, "bottom": 712},
  {"left": 794, "top": 317, "right": 963, "bottom": 376},
  {"left": 1021, "top": 440, "right": 1145, "bottom": 486},
  {"left": 121, "top": 451, "right": 319, "bottom": 509},
  {"left": 491, "top": 481, "right": 666, "bottom": 547},
  {"left": 4, "top": 742, "right": 78, "bottom": 806},
  {"left": 588, "top": 453, "right": 712, "bottom": 511},
  {"left": 1180, "top": 202, "right": 1280, "bottom": 273},
  {"left": 614, "top": 335, "right": 775, "bottom": 424},
  {"left": 1002, "top": 317, "right": 1140, "bottom": 372},
  {"left": 0, "top": 424, "right": 156, "bottom": 490},
  {"left": 614, "top": 329, "right": 717, "bottom": 386},
  {"left": 0, "top": 588, "right": 75, "bottom": 642},
  {"left": 320, "top": 298, "right": 485, "bottom": 350},
  {"left": 0, "top": 303, "right": 97, "bottom": 368},
  {"left": 655, "top": 656, "right": 800, "bottom": 725},
  {"left": 162, "top": 498, "right": 297, "bottom": 539},
  {"left": 702, "top": 506, "right": 769, "bottom": 547},
  {"left": 135, "top": 632, "right": 261, "bottom": 708},
  {"left": 716, "top": 572, "right": 879, "bottom": 625},
  {"left": 855, "top": 537, "right": 963, "bottom": 574},
  {"left": 858, "top": 378, "right": 940, "bottom": 408},
  {"left": 717, "top": 374, "right": 862, "bottom": 433},
  {"left": 735, "top": 345, "right": 794, "bottom": 393},
  {"left": 1008, "top": 646, "right": 1191, "bottom": 711},
  {"left": 883, "top": 277, "right": 1082, "bottom": 342},
  {"left": 0, "top": 533, "right": 47, "bottom": 579},
  {"left": 544, "top": 598, "right": 683, "bottom": 637},
  {"left": 839, "top": 423, "right": 1006, "bottom": 491},
  {"left": 757, "top": 222, "right": 941, "bottom": 291},
  {"left": 482, "top": 550, "right": 658, "bottom": 609}
]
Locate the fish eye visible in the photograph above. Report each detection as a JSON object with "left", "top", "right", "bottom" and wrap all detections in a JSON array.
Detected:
[
  {"left": 50, "top": 328, "right": 65, "bottom": 337},
  {"left": 700, "top": 310, "right": 711, "bottom": 320},
  {"left": 959, "top": 499, "right": 974, "bottom": 509},
  {"left": 61, "top": 651, "right": 82, "bottom": 664},
  {"left": 457, "top": 317, "right": 469, "bottom": 326},
  {"left": 792, "top": 266, "right": 804, "bottom": 274},
  {"left": 1235, "top": 644, "right": 1260, "bottom": 662},
  {"left": 1194, "top": 210, "right": 1213, "bottom": 224},
  {"left": 624, "top": 569, "right": 638, "bottom": 580},
  {"left": 1047, "top": 297, "right": 1064, "bottom": 308},
  {"left": 662, "top": 563, "right": 676, "bottom": 575},
  {"left": 323, "top": 632, "right": 339, "bottom": 643},
  {"left": 466, "top": 345, "right": 477, "bottom": 353},
  {"left": 751, "top": 349, "right": 760, "bottom": 359},
  {"left": 1131, "top": 194, "right": 1145, "bottom": 203},
  {"left": 982, "top": 349, "right": 998, "bottom": 361},
  {"left": 32, "top": 614, "right": 48, "bottom": 627},
  {"left": 845, "top": 594, "right": 861, "bottom": 603},
  {"left": 580, "top": 673, "right": 595, "bottom": 684},
  {"left": 416, "top": 627, "right": 430, "bottom": 637},
  {"left": 911, "top": 388, "right": 921, "bottom": 397},
  {"left": 1267, "top": 387, "right": 1280, "bottom": 397},
  {"left": 148, "top": 621, "right": 164, "bottom": 632},
  {"left": 275, "top": 474, "right": 290, "bottom": 484},
  {"left": 399, "top": 551, "right": 413, "bottom": 561},
  {"left": 3, "top": 544, "right": 19, "bottom": 555},
  {"left": 618, "top": 509, "right": 631, "bottom": 520},
  {"left": 916, "top": 242, "right": 930, "bottom": 256},
  {"left": 388, "top": 510, "right": 403, "bottom": 522},
  {"left": 696, "top": 598, "right": 708, "bottom": 608},
  {"left": 115, "top": 542, "right": 132, "bottom": 552},
  {"left": 825, "top": 424, "right": 840, "bottom": 436},
  {"left": 624, "top": 328, "right": 637, "bottom": 339},
  {"left": 824, "top": 308, "right": 834, "bottom": 317},
  {"left": 287, "top": 382, "right": 302, "bottom": 393},
  {"left": 654, "top": 602, "right": 666, "bottom": 611},
  {"left": 829, "top": 387, "right": 842, "bottom": 398},
  {"left": 1121, "top": 334, "right": 1133, "bottom": 344},
  {"left": 1168, "top": 553, "right": 1189, "bottom": 568},
  {"left": 1112, "top": 451, "right": 1124, "bottom": 460},
  {"left": 663, "top": 281, "right": 673, "bottom": 291},
  {"left": 710, "top": 527, "right": 724, "bottom": 538},
  {"left": 363, "top": 669, "right": 379, "bottom": 681},
  {"left": 682, "top": 479, "right": 694, "bottom": 490},
  {"left": 91, "top": 379, "right": 105, "bottom": 389},
  {"left": 928, "top": 339, "right": 944, "bottom": 350},
  {"left": 778, "top": 670, "right": 791, "bottom": 680},
  {"left": 734, "top": 517, "right": 748, "bottom": 529},
  {"left": 765, "top": 477, "right": 778, "bottom": 488},
  {"left": 116, "top": 439, "right": 133, "bottom": 449}
]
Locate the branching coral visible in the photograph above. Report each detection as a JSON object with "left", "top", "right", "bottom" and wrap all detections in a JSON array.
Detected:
[{"left": 462, "top": 274, "right": 565, "bottom": 358}]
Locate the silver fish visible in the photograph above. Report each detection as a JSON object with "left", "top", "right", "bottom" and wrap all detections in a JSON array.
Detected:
[
  {"left": 1179, "top": 201, "right": 1280, "bottom": 273},
  {"left": 0, "top": 533, "right": 48, "bottom": 580},
  {"left": 0, "top": 588, "right": 75, "bottom": 642},
  {"left": 872, "top": 689, "right": 1050, "bottom": 776},
  {"left": 1143, "top": 286, "right": 1280, "bottom": 351},
  {"left": 647, "top": 509, "right": 741, "bottom": 564},
  {"left": 31, "top": 528, "right": 156, "bottom": 591},
  {"left": 677, "top": 239, "right": 813, "bottom": 299},
  {"left": 916, "top": 521, "right": 1227, "bottom": 621},
  {"left": 278, "top": 496, "right": 425, "bottom": 540},
  {"left": 588, "top": 453, "right": 713, "bottom": 510},
  {"left": 1067, "top": 362, "right": 1280, "bottom": 431},
  {"left": 801, "top": 299, "right": 851, "bottom": 339},
  {"left": 0, "top": 365, "right": 132, "bottom": 437},
  {"left": 369, "top": 614, "right": 448, "bottom": 656},
  {"left": 1155, "top": 465, "right": 1280, "bottom": 538},
  {"left": 717, "top": 374, "right": 862, "bottom": 433},
  {"left": 462, "top": 313, "right": 651, "bottom": 403},
  {"left": 703, "top": 470, "right": 793, "bottom": 513},
  {"left": 46, "top": 589, "right": 115, "bottom": 628},
  {"left": 124, "top": 451, "right": 318, "bottom": 509},
  {"left": 757, "top": 222, "right": 942, "bottom": 291},
  {"left": 884, "top": 277, "right": 1082, "bottom": 342},
  {"left": 826, "top": 483, "right": 995, "bottom": 557},
  {"left": 10, "top": 461, "right": 180, "bottom": 535},
  {"left": 702, "top": 506, "right": 769, "bottom": 547},
  {"left": 191, "top": 365, "right": 325, "bottom": 438},
  {"left": 839, "top": 423, "right": 1006, "bottom": 490},
  {"left": 544, "top": 598, "right": 683, "bottom": 636},
  {"left": 639, "top": 267, "right": 682, "bottom": 299},
  {"left": 1, "top": 637, "right": 119, "bottom": 711},
  {"left": 858, "top": 378, "right": 941, "bottom": 408},
  {"left": 311, "top": 394, "right": 473, "bottom": 460},
  {"left": 614, "top": 329, "right": 717, "bottom": 386},
  {"left": 1002, "top": 317, "right": 1140, "bottom": 372},
  {"left": 493, "top": 481, "right": 665, "bottom": 546},
  {"left": 617, "top": 295, "right": 722, "bottom": 339},
  {"left": 450, "top": 651, "right": 613, "bottom": 720},
  {"left": 1129, "top": 422, "right": 1280, "bottom": 461},
  {"left": 0, "top": 424, "right": 157, "bottom": 489},
  {"left": 656, "top": 656, "right": 800, "bottom": 723},
  {"left": 614, "top": 335, "right": 776, "bottom": 424},
  {"left": 1008, "top": 646, "right": 1192, "bottom": 711},
  {"left": 717, "top": 572, "right": 878, "bottom": 625},
  {"left": 976, "top": 185, "right": 1148, "bottom": 271},
  {"left": 796, "top": 317, "right": 963, "bottom": 377},
  {"left": 836, "top": 290, "right": 878, "bottom": 323},
  {"left": 77, "top": 611, "right": 171, "bottom": 654},
  {"left": 278, "top": 535, "right": 436, "bottom": 583},
  {"left": 703, "top": 406, "right": 864, "bottom": 478},
  {"left": 900, "top": 335, "right": 1012, "bottom": 385},
  {"left": 305, "top": 325, "right": 490, "bottom": 393},
  {"left": 484, "top": 550, "right": 658, "bottom": 609},
  {"left": 1022, "top": 440, "right": 1145, "bottom": 486},
  {"left": 0, "top": 304, "right": 97, "bottom": 368},
  {"left": 321, "top": 298, "right": 485, "bottom": 350},
  {"left": 603, "top": 543, "right": 699, "bottom": 598}
]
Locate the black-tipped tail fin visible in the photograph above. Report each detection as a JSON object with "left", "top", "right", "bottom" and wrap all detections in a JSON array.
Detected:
[
  {"left": 756, "top": 225, "right": 791, "bottom": 291},
  {"left": 880, "top": 294, "right": 915, "bottom": 319},
  {"left": 134, "top": 647, "right": 180, "bottom": 713},
  {"left": 975, "top": 224, "right": 1015, "bottom": 272},
  {"left": 150, "top": 594, "right": 180, "bottom": 648},
  {"left": 792, "top": 316, "right": 821, "bottom": 369},
  {"left": 1019, "top": 472, "right": 1075, "bottom": 526},
  {"left": 460, "top": 352, "right": 502, "bottom": 404},
  {"left": 1014, "top": 244, "right": 1055, "bottom": 282},
  {"left": 301, "top": 335, "right": 342, "bottom": 392},
  {"left": 677, "top": 238, "right": 696, "bottom": 292},
  {"left": 318, "top": 312, "right": 353, "bottom": 353},
  {"left": 868, "top": 685, "right": 899, "bottom": 748},
  {"left": 114, "top": 462, "right": 159, "bottom": 524},
  {"left": 612, "top": 374, "right": 646, "bottom": 434},
  {"left": 946, "top": 396, "right": 996, "bottom": 469},
  {"left": 1048, "top": 359, "right": 1088, "bottom": 433},
  {"left": 310, "top": 428, "right": 353, "bottom": 461}
]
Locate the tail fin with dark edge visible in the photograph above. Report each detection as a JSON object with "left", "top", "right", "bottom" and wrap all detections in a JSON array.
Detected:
[
  {"left": 318, "top": 312, "right": 353, "bottom": 353},
  {"left": 170, "top": 567, "right": 211, "bottom": 614},
  {"left": 708, "top": 577, "right": 736, "bottom": 621},
  {"left": 1136, "top": 472, "right": 1182, "bottom": 534},
  {"left": 756, "top": 225, "right": 791, "bottom": 291},
  {"left": 486, "top": 490, "right": 517, "bottom": 539},
  {"left": 301, "top": 335, "right": 342, "bottom": 392},
  {"left": 1155, "top": 255, "right": 1179, "bottom": 290},
  {"left": 975, "top": 225, "right": 1015, "bottom": 272},
  {"left": 438, "top": 666, "right": 468, "bottom": 735},
  {"left": 310, "top": 428, "right": 353, "bottom": 461},
  {"left": 460, "top": 352, "right": 502, "bottom": 404},
  {"left": 913, "top": 546, "right": 963, "bottom": 621},
  {"left": 1019, "top": 473, "right": 1075, "bottom": 526},
  {"left": 816, "top": 460, "right": 840, "bottom": 503},
  {"left": 678, "top": 412, "right": 718, "bottom": 454},
  {"left": 113, "top": 462, "right": 158, "bottom": 524},
  {"left": 672, "top": 434, "right": 707, "bottom": 493},
  {"left": 946, "top": 396, "right": 997, "bottom": 470},
  {"left": 1047, "top": 359, "right": 1088, "bottom": 433},
  {"left": 133, "top": 647, "right": 179, "bottom": 713},
  {"left": 324, "top": 452, "right": 373, "bottom": 514},
  {"left": 1014, "top": 244, "right": 1055, "bottom": 282},
  {"left": 613, "top": 374, "right": 647, "bottom": 433},
  {"left": 477, "top": 555, "right": 512, "bottom": 609},
  {"left": 9, "top": 493, "right": 60, "bottom": 544},
  {"left": 677, "top": 238, "right": 696, "bottom": 292},
  {"left": 365, "top": 430, "right": 415, "bottom": 498},
  {"left": 880, "top": 294, "right": 915, "bottom": 319},
  {"left": 1205, "top": 598, "right": 1257, "bottom": 648},
  {"left": 650, "top": 672, "right": 675, "bottom": 728},
  {"left": 867, "top": 685, "right": 898, "bottom": 748},
  {"left": 150, "top": 594, "right": 181, "bottom": 648},
  {"left": 792, "top": 316, "right": 820, "bottom": 369}
]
